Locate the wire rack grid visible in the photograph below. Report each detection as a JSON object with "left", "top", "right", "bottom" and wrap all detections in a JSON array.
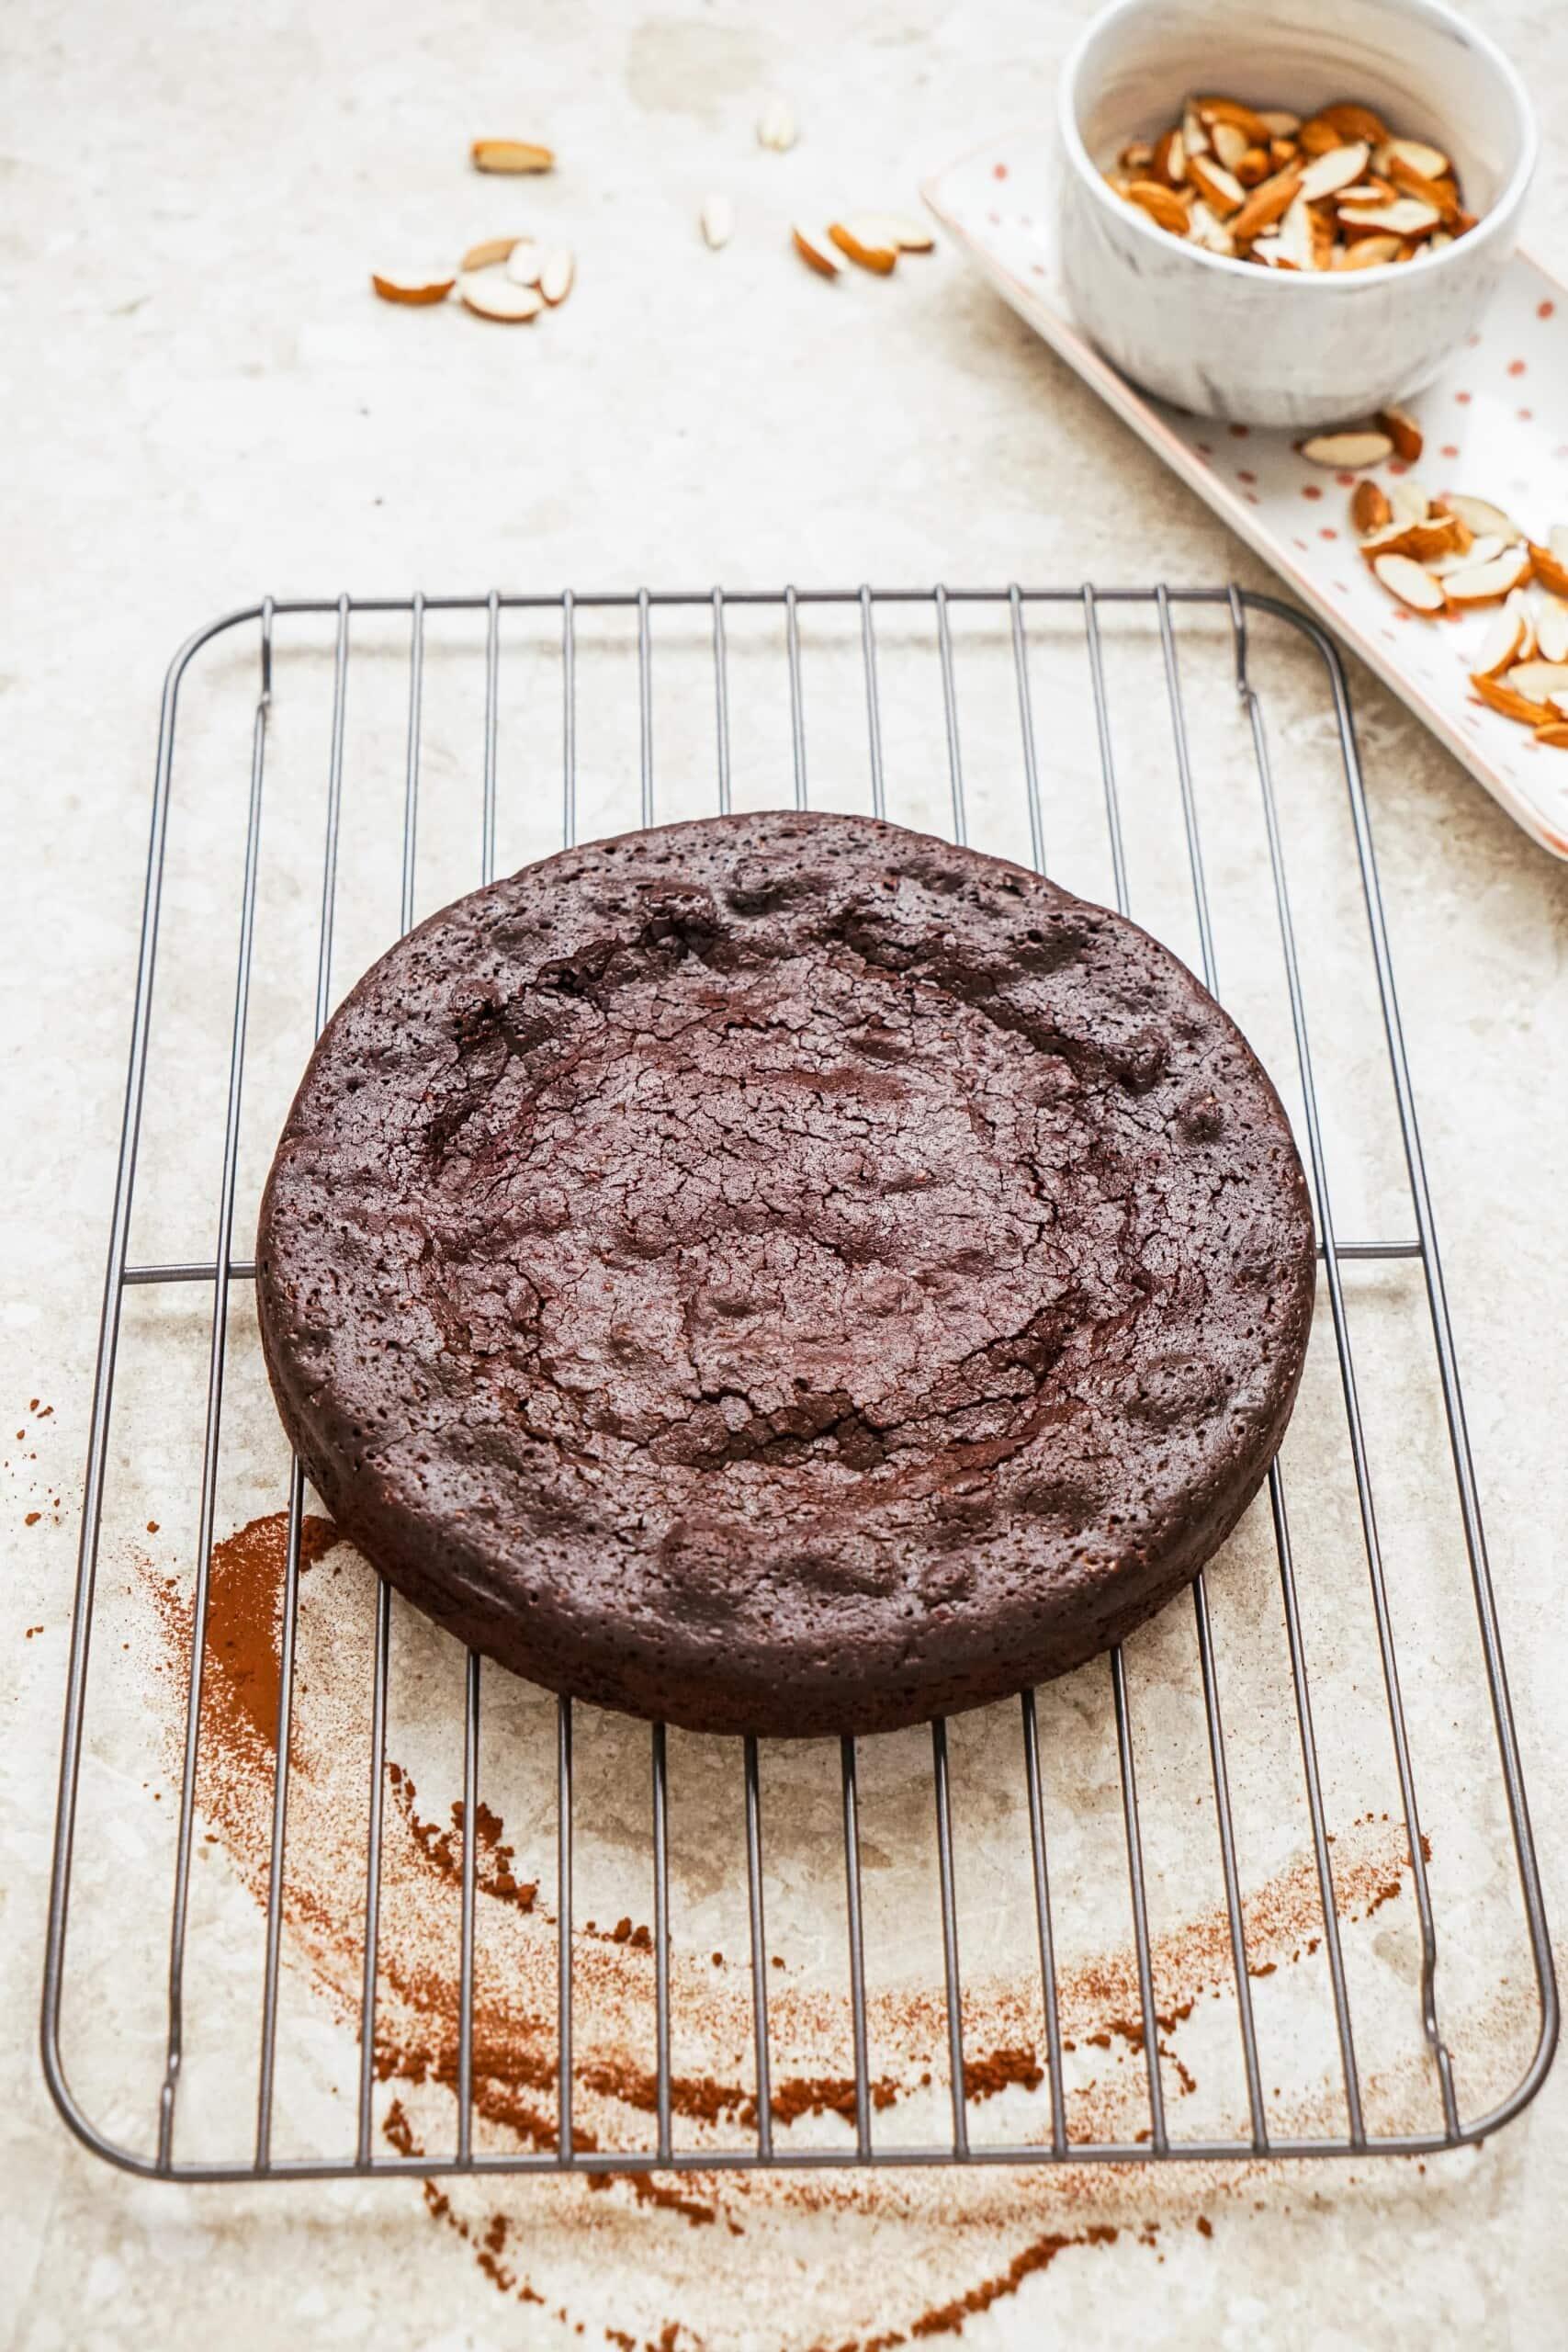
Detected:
[{"left": 41, "top": 582, "right": 1557, "bottom": 2186}]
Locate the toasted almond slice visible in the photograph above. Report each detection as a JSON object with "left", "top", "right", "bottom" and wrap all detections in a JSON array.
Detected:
[
  {"left": 1441, "top": 494, "right": 1523, "bottom": 546},
  {"left": 1235, "top": 144, "right": 1272, "bottom": 187},
  {"left": 1338, "top": 197, "right": 1441, "bottom": 240},
  {"left": 1471, "top": 670, "right": 1548, "bottom": 724},
  {"left": 1210, "top": 119, "right": 1251, "bottom": 172},
  {"left": 1535, "top": 595, "right": 1568, "bottom": 664},
  {"left": 1391, "top": 479, "right": 1432, "bottom": 526},
  {"left": 1351, "top": 480, "right": 1393, "bottom": 535},
  {"left": 1360, "top": 515, "right": 1462, "bottom": 565},
  {"left": 1296, "top": 141, "right": 1370, "bottom": 202},
  {"left": 1375, "top": 405, "right": 1423, "bottom": 462},
  {"left": 1298, "top": 117, "right": 1345, "bottom": 156},
  {"left": 1332, "top": 232, "right": 1403, "bottom": 268},
  {"left": 1186, "top": 198, "right": 1235, "bottom": 256},
  {"left": 1121, "top": 140, "right": 1156, "bottom": 172},
  {"left": 1318, "top": 101, "right": 1390, "bottom": 145},
  {"left": 1274, "top": 192, "right": 1315, "bottom": 270},
  {"left": 1259, "top": 109, "right": 1302, "bottom": 136},
  {"left": 1249, "top": 233, "right": 1292, "bottom": 268},
  {"left": 1502, "top": 660, "right": 1568, "bottom": 705},
  {"left": 1473, "top": 604, "right": 1532, "bottom": 679},
  {"left": 1533, "top": 721, "right": 1568, "bottom": 748},
  {"left": 1373, "top": 553, "right": 1446, "bottom": 613},
  {"left": 700, "top": 192, "right": 734, "bottom": 249},
  {"left": 829, "top": 219, "right": 897, "bottom": 274},
  {"left": 457, "top": 272, "right": 544, "bottom": 321},
  {"left": 758, "top": 96, "right": 797, "bottom": 151},
  {"left": 1301, "top": 428, "right": 1394, "bottom": 469},
  {"left": 1269, "top": 136, "right": 1300, "bottom": 169},
  {"left": 370, "top": 269, "right": 457, "bottom": 306},
  {"left": 1124, "top": 179, "right": 1191, "bottom": 234},
  {"left": 1187, "top": 154, "right": 1246, "bottom": 216},
  {"left": 1432, "top": 533, "right": 1499, "bottom": 575},
  {"left": 1528, "top": 540, "right": 1568, "bottom": 599},
  {"left": 1383, "top": 153, "right": 1461, "bottom": 220},
  {"left": 1444, "top": 547, "right": 1533, "bottom": 605},
  {"left": 792, "top": 222, "right": 840, "bottom": 277},
  {"left": 1309, "top": 208, "right": 1337, "bottom": 268},
  {"left": 1230, "top": 164, "right": 1303, "bottom": 242},
  {"left": 471, "top": 139, "right": 554, "bottom": 175},
  {"left": 848, "top": 210, "right": 934, "bottom": 253},
  {"left": 539, "top": 246, "right": 574, "bottom": 304},
  {"left": 505, "top": 239, "right": 543, "bottom": 285},
  {"left": 1506, "top": 585, "right": 1539, "bottom": 662},
  {"left": 1183, "top": 103, "right": 1210, "bottom": 158},
  {"left": 461, "top": 234, "right": 520, "bottom": 272},
  {"left": 1151, "top": 126, "right": 1186, "bottom": 187},
  {"left": 1377, "top": 135, "right": 1451, "bottom": 182},
  {"left": 1195, "top": 96, "right": 1273, "bottom": 144}
]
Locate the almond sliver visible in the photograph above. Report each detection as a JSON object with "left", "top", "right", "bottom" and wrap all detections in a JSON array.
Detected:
[
  {"left": 1338, "top": 197, "right": 1440, "bottom": 239},
  {"left": 1528, "top": 541, "right": 1568, "bottom": 599},
  {"left": 758, "top": 96, "right": 797, "bottom": 151},
  {"left": 1229, "top": 165, "right": 1303, "bottom": 241},
  {"left": 1444, "top": 547, "right": 1533, "bottom": 605},
  {"left": 1301, "top": 429, "right": 1393, "bottom": 469},
  {"left": 1441, "top": 495, "right": 1523, "bottom": 546},
  {"left": 849, "top": 210, "right": 934, "bottom": 253},
  {"left": 460, "top": 235, "right": 520, "bottom": 272},
  {"left": 1373, "top": 553, "right": 1446, "bottom": 612},
  {"left": 1375, "top": 405, "right": 1423, "bottom": 462},
  {"left": 1535, "top": 595, "right": 1568, "bottom": 664},
  {"left": 505, "top": 239, "right": 543, "bottom": 286},
  {"left": 1472, "top": 605, "right": 1530, "bottom": 680},
  {"left": 1187, "top": 154, "right": 1246, "bottom": 215},
  {"left": 792, "top": 223, "right": 840, "bottom": 277},
  {"left": 471, "top": 139, "right": 554, "bottom": 175},
  {"left": 1351, "top": 480, "right": 1393, "bottom": 534},
  {"left": 457, "top": 272, "right": 545, "bottom": 321},
  {"left": 1471, "top": 670, "right": 1548, "bottom": 724},
  {"left": 1501, "top": 660, "right": 1568, "bottom": 705},
  {"left": 829, "top": 220, "right": 897, "bottom": 274},
  {"left": 1125, "top": 180, "right": 1191, "bottom": 233},
  {"left": 700, "top": 193, "right": 734, "bottom": 249},
  {"left": 1333, "top": 233, "right": 1402, "bottom": 268},
  {"left": 370, "top": 270, "right": 456, "bottom": 306},
  {"left": 1391, "top": 479, "right": 1432, "bottom": 526},
  {"left": 1378, "top": 136, "right": 1450, "bottom": 181},
  {"left": 539, "top": 246, "right": 574, "bottom": 304},
  {"left": 1296, "top": 141, "right": 1370, "bottom": 202}
]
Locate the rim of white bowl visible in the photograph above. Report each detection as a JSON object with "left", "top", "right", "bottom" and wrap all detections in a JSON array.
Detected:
[{"left": 1057, "top": 0, "right": 1539, "bottom": 288}]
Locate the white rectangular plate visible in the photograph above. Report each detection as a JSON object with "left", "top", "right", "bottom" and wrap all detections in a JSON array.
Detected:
[{"left": 924, "top": 127, "right": 1568, "bottom": 858}]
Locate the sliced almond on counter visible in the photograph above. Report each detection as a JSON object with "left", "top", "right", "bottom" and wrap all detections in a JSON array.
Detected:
[
  {"left": 1440, "top": 494, "right": 1523, "bottom": 545},
  {"left": 1377, "top": 135, "right": 1450, "bottom": 181},
  {"left": 1351, "top": 480, "right": 1393, "bottom": 534},
  {"left": 1472, "top": 603, "right": 1533, "bottom": 679},
  {"left": 1501, "top": 660, "right": 1568, "bottom": 705},
  {"left": 1187, "top": 154, "right": 1247, "bottom": 216},
  {"left": 1338, "top": 197, "right": 1441, "bottom": 240},
  {"left": 700, "top": 193, "right": 734, "bottom": 249},
  {"left": 539, "top": 246, "right": 574, "bottom": 304},
  {"left": 1125, "top": 179, "right": 1191, "bottom": 233},
  {"left": 1373, "top": 405, "right": 1422, "bottom": 462},
  {"left": 1443, "top": 546, "right": 1533, "bottom": 605},
  {"left": 1471, "top": 670, "right": 1550, "bottom": 724},
  {"left": 1528, "top": 540, "right": 1568, "bottom": 599},
  {"left": 758, "top": 96, "right": 797, "bottom": 151},
  {"left": 505, "top": 239, "right": 543, "bottom": 285},
  {"left": 849, "top": 210, "right": 935, "bottom": 253},
  {"left": 461, "top": 234, "right": 521, "bottom": 272},
  {"left": 471, "top": 139, "right": 554, "bottom": 174},
  {"left": 792, "top": 222, "right": 840, "bottom": 277},
  {"left": 1332, "top": 232, "right": 1403, "bottom": 268},
  {"left": 1301, "top": 428, "right": 1393, "bottom": 468},
  {"left": 1230, "top": 164, "right": 1303, "bottom": 241},
  {"left": 458, "top": 272, "right": 545, "bottom": 321},
  {"left": 1373, "top": 553, "right": 1446, "bottom": 612},
  {"left": 1296, "top": 141, "right": 1370, "bottom": 202},
  {"left": 829, "top": 219, "right": 897, "bottom": 273},
  {"left": 1535, "top": 595, "right": 1568, "bottom": 664},
  {"left": 370, "top": 270, "right": 456, "bottom": 306},
  {"left": 1431, "top": 532, "right": 1497, "bottom": 575}
]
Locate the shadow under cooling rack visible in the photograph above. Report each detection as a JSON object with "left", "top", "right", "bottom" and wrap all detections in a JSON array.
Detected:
[{"left": 42, "top": 584, "right": 1557, "bottom": 2184}]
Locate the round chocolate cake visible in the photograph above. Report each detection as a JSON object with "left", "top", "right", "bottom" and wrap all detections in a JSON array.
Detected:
[{"left": 257, "top": 810, "right": 1314, "bottom": 1736}]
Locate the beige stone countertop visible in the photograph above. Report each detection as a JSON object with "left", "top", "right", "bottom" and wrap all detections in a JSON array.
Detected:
[{"left": 5, "top": 2, "right": 1568, "bottom": 2346}]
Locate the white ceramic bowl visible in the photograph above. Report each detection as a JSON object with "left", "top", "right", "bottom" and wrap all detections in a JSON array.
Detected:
[{"left": 1056, "top": 0, "right": 1537, "bottom": 427}]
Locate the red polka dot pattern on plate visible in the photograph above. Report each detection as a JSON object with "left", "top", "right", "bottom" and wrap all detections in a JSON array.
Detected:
[
  {"left": 1508, "top": 358, "right": 1527, "bottom": 376},
  {"left": 1302, "top": 485, "right": 1322, "bottom": 501},
  {"left": 1540, "top": 300, "right": 1556, "bottom": 320}
]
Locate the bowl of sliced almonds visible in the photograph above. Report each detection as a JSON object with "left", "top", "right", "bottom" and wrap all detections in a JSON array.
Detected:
[{"left": 1056, "top": 0, "right": 1536, "bottom": 425}]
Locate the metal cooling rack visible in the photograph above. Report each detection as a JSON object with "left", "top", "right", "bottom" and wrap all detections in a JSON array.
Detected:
[{"left": 43, "top": 583, "right": 1557, "bottom": 2183}]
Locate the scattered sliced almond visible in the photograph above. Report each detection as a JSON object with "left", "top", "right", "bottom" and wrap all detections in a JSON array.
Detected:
[
  {"left": 1473, "top": 604, "right": 1532, "bottom": 679},
  {"left": 1471, "top": 670, "right": 1551, "bottom": 724},
  {"left": 457, "top": 272, "right": 545, "bottom": 321},
  {"left": 1333, "top": 233, "right": 1403, "bottom": 268},
  {"left": 1301, "top": 428, "right": 1393, "bottom": 469},
  {"left": 1529, "top": 540, "right": 1568, "bottom": 599},
  {"left": 1390, "top": 479, "right": 1431, "bottom": 526},
  {"left": 1124, "top": 179, "right": 1192, "bottom": 233},
  {"left": 792, "top": 222, "right": 840, "bottom": 277},
  {"left": 1533, "top": 722, "right": 1568, "bottom": 749},
  {"left": 1360, "top": 515, "right": 1463, "bottom": 565},
  {"left": 1187, "top": 154, "right": 1246, "bottom": 216},
  {"left": 1501, "top": 660, "right": 1568, "bottom": 706},
  {"left": 1505, "top": 586, "right": 1539, "bottom": 662},
  {"left": 1432, "top": 533, "right": 1498, "bottom": 575},
  {"left": 758, "top": 96, "right": 797, "bottom": 152},
  {"left": 505, "top": 239, "right": 543, "bottom": 286},
  {"left": 471, "top": 139, "right": 554, "bottom": 175},
  {"left": 539, "top": 246, "right": 574, "bottom": 304},
  {"left": 1376, "top": 405, "right": 1423, "bottom": 462},
  {"left": 1378, "top": 135, "right": 1450, "bottom": 181},
  {"left": 370, "top": 270, "right": 456, "bottom": 306},
  {"left": 1296, "top": 141, "right": 1370, "bottom": 202},
  {"left": 849, "top": 211, "right": 935, "bottom": 254},
  {"left": 1443, "top": 547, "right": 1533, "bottom": 605},
  {"left": 1338, "top": 197, "right": 1441, "bottom": 240},
  {"left": 1373, "top": 553, "right": 1446, "bottom": 613},
  {"left": 1440, "top": 494, "right": 1523, "bottom": 546},
  {"left": 1535, "top": 595, "right": 1568, "bottom": 664},
  {"left": 700, "top": 193, "right": 734, "bottom": 249},
  {"left": 461, "top": 234, "right": 521, "bottom": 272},
  {"left": 1351, "top": 480, "right": 1393, "bottom": 535},
  {"left": 829, "top": 219, "right": 897, "bottom": 274}
]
